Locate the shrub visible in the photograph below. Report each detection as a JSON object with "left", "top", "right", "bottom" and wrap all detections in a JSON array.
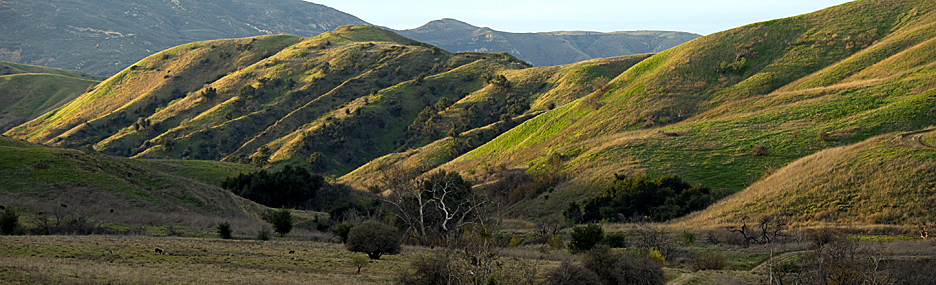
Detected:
[
  {"left": 604, "top": 232, "right": 627, "bottom": 248},
  {"left": 690, "top": 250, "right": 728, "bottom": 271},
  {"left": 584, "top": 245, "right": 664, "bottom": 285},
  {"left": 681, "top": 230, "right": 696, "bottom": 246},
  {"left": 332, "top": 222, "right": 354, "bottom": 243},
  {"left": 271, "top": 208, "right": 293, "bottom": 237},
  {"left": 641, "top": 249, "right": 667, "bottom": 266},
  {"left": 397, "top": 252, "right": 460, "bottom": 285},
  {"left": 548, "top": 235, "right": 565, "bottom": 250},
  {"left": 569, "top": 224, "right": 604, "bottom": 253},
  {"left": 350, "top": 254, "right": 370, "bottom": 274},
  {"left": 752, "top": 144, "right": 768, "bottom": 157},
  {"left": 346, "top": 221, "right": 400, "bottom": 260},
  {"left": 1, "top": 209, "right": 18, "bottom": 235},
  {"left": 545, "top": 261, "right": 602, "bottom": 285},
  {"left": 256, "top": 227, "right": 271, "bottom": 241},
  {"left": 217, "top": 222, "right": 233, "bottom": 239}
]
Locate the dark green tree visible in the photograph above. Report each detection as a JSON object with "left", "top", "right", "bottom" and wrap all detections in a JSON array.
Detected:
[
  {"left": 0, "top": 209, "right": 18, "bottom": 235},
  {"left": 569, "top": 224, "right": 604, "bottom": 253},
  {"left": 271, "top": 208, "right": 293, "bottom": 237},
  {"left": 332, "top": 222, "right": 354, "bottom": 243},
  {"left": 346, "top": 221, "right": 401, "bottom": 260},
  {"left": 221, "top": 165, "right": 325, "bottom": 208},
  {"left": 217, "top": 222, "right": 233, "bottom": 239}
]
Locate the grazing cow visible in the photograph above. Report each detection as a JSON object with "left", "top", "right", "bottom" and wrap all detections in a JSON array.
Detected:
[
  {"left": 288, "top": 250, "right": 295, "bottom": 254},
  {"left": 60, "top": 203, "right": 67, "bottom": 208},
  {"left": 155, "top": 248, "right": 164, "bottom": 255},
  {"left": 109, "top": 209, "right": 114, "bottom": 213},
  {"left": 0, "top": 205, "right": 5, "bottom": 210}
]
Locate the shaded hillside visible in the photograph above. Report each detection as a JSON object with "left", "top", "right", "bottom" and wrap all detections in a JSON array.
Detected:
[
  {"left": 338, "top": 55, "right": 650, "bottom": 188},
  {"left": 0, "top": 135, "right": 264, "bottom": 230},
  {"left": 0, "top": 0, "right": 367, "bottom": 76},
  {"left": 10, "top": 0, "right": 936, "bottom": 227},
  {"left": 397, "top": 18, "right": 699, "bottom": 66},
  {"left": 0, "top": 62, "right": 104, "bottom": 132},
  {"left": 5, "top": 26, "right": 544, "bottom": 176},
  {"left": 421, "top": 0, "right": 936, "bottom": 218},
  {"left": 6, "top": 25, "right": 653, "bottom": 182},
  {"left": 675, "top": 132, "right": 936, "bottom": 228}
]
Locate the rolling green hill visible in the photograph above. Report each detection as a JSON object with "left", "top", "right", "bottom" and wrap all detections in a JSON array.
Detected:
[
  {"left": 675, "top": 131, "right": 936, "bottom": 229},
  {"left": 396, "top": 18, "right": 700, "bottom": 66},
  {"left": 0, "top": 135, "right": 264, "bottom": 231},
  {"left": 4, "top": 26, "right": 652, "bottom": 183},
  {"left": 8, "top": 0, "right": 936, "bottom": 228},
  {"left": 0, "top": 62, "right": 104, "bottom": 132},
  {"left": 0, "top": 0, "right": 368, "bottom": 76},
  {"left": 420, "top": 0, "right": 936, "bottom": 222}
]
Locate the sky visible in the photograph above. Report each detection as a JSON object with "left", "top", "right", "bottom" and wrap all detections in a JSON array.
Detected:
[{"left": 310, "top": 0, "right": 854, "bottom": 35}]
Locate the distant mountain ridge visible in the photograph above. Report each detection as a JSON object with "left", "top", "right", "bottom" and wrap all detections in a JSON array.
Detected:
[
  {"left": 396, "top": 18, "right": 701, "bottom": 66},
  {"left": 0, "top": 0, "right": 369, "bottom": 76}
]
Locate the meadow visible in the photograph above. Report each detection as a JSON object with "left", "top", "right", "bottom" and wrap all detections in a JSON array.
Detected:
[{"left": 1, "top": 223, "right": 934, "bottom": 284}]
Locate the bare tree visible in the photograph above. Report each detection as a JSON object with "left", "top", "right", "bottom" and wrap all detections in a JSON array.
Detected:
[{"left": 376, "top": 166, "right": 485, "bottom": 247}]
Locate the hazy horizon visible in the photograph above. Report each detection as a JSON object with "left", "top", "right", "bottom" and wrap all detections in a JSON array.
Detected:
[{"left": 310, "top": 0, "right": 854, "bottom": 35}]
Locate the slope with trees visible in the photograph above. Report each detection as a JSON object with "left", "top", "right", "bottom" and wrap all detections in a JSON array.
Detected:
[{"left": 429, "top": 0, "right": 936, "bottom": 223}]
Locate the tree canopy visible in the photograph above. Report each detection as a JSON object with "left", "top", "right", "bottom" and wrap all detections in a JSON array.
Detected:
[
  {"left": 572, "top": 174, "right": 719, "bottom": 223},
  {"left": 221, "top": 165, "right": 325, "bottom": 208}
]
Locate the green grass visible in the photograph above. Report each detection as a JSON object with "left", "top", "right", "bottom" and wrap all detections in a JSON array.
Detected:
[
  {"left": 0, "top": 136, "right": 266, "bottom": 230},
  {"left": 427, "top": 0, "right": 936, "bottom": 220},
  {"left": 0, "top": 73, "right": 98, "bottom": 132}
]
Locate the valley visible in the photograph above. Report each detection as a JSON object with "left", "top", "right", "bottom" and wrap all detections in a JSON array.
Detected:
[{"left": 2, "top": 0, "right": 936, "bottom": 284}]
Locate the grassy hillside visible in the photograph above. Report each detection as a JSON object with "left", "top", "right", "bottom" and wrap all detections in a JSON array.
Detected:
[
  {"left": 338, "top": 54, "right": 650, "bottom": 188},
  {"left": 676, "top": 131, "right": 936, "bottom": 228},
  {"left": 9, "top": 0, "right": 936, "bottom": 227},
  {"left": 0, "top": 62, "right": 106, "bottom": 79},
  {"left": 0, "top": 135, "right": 264, "bottom": 231},
  {"left": 7, "top": 26, "right": 651, "bottom": 182},
  {"left": 0, "top": 0, "right": 368, "bottom": 76},
  {"left": 0, "top": 62, "right": 105, "bottom": 132},
  {"left": 5, "top": 26, "right": 539, "bottom": 176},
  {"left": 397, "top": 18, "right": 699, "bottom": 66},
  {"left": 425, "top": 0, "right": 936, "bottom": 220}
]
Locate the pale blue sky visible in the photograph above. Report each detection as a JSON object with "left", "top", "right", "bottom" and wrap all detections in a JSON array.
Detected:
[{"left": 310, "top": 0, "right": 854, "bottom": 35}]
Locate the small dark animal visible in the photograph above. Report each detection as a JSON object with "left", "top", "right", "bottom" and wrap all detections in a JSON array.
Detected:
[
  {"left": 0, "top": 205, "right": 5, "bottom": 210},
  {"left": 60, "top": 203, "right": 67, "bottom": 208},
  {"left": 155, "top": 248, "right": 164, "bottom": 255},
  {"left": 109, "top": 209, "right": 114, "bottom": 213},
  {"left": 37, "top": 211, "right": 43, "bottom": 215},
  {"left": 288, "top": 250, "right": 295, "bottom": 254}
]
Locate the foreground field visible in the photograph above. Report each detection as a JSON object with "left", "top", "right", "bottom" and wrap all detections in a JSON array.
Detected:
[
  {"left": 1, "top": 229, "right": 933, "bottom": 284},
  {"left": 0, "top": 235, "right": 414, "bottom": 284}
]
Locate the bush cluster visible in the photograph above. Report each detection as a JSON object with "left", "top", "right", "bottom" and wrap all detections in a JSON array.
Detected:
[
  {"left": 568, "top": 174, "right": 719, "bottom": 223},
  {"left": 221, "top": 165, "right": 324, "bottom": 208},
  {"left": 547, "top": 245, "right": 664, "bottom": 285}
]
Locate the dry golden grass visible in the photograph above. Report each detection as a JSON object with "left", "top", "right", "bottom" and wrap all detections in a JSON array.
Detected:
[
  {"left": 0, "top": 235, "right": 412, "bottom": 284},
  {"left": 674, "top": 132, "right": 936, "bottom": 230},
  {"left": 0, "top": 235, "right": 571, "bottom": 284}
]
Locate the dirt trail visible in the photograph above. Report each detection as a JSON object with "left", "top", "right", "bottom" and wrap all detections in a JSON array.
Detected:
[{"left": 900, "top": 129, "right": 936, "bottom": 149}]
